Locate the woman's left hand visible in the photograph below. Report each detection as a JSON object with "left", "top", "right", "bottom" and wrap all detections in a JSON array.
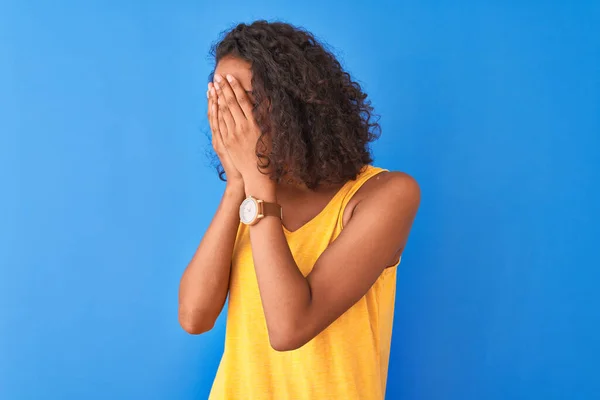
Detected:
[{"left": 213, "top": 74, "right": 273, "bottom": 191}]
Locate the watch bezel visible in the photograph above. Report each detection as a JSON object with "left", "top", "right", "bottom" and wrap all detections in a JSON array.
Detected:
[{"left": 239, "top": 196, "right": 263, "bottom": 225}]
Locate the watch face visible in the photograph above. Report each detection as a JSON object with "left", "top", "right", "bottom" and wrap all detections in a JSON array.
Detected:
[{"left": 240, "top": 197, "right": 258, "bottom": 224}]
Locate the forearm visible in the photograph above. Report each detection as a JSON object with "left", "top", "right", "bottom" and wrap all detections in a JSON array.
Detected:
[
  {"left": 178, "top": 182, "right": 245, "bottom": 333},
  {"left": 246, "top": 179, "right": 313, "bottom": 347}
]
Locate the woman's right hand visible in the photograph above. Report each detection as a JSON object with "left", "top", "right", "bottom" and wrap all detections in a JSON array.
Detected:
[{"left": 208, "top": 82, "right": 243, "bottom": 186}]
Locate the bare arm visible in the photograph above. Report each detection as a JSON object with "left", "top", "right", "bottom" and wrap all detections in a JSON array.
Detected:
[
  {"left": 245, "top": 173, "right": 420, "bottom": 351},
  {"left": 177, "top": 82, "right": 244, "bottom": 334},
  {"left": 178, "top": 183, "right": 244, "bottom": 334}
]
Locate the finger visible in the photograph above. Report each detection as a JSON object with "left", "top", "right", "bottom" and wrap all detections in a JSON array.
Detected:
[
  {"left": 214, "top": 74, "right": 246, "bottom": 122},
  {"left": 209, "top": 84, "right": 229, "bottom": 139},
  {"left": 216, "top": 99, "right": 230, "bottom": 141},
  {"left": 207, "top": 84, "right": 214, "bottom": 123},
  {"left": 208, "top": 84, "right": 223, "bottom": 143},
  {"left": 208, "top": 85, "right": 219, "bottom": 131},
  {"left": 216, "top": 87, "right": 236, "bottom": 136},
  {"left": 224, "top": 74, "right": 254, "bottom": 119}
]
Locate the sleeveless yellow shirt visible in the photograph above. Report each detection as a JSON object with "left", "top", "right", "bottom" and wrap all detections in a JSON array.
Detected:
[{"left": 209, "top": 165, "right": 400, "bottom": 400}]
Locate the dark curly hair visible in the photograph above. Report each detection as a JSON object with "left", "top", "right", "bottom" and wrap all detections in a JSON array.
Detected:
[{"left": 209, "top": 20, "right": 381, "bottom": 189}]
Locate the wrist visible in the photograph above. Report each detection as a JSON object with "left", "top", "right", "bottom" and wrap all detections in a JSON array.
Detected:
[
  {"left": 225, "top": 180, "right": 246, "bottom": 199},
  {"left": 244, "top": 174, "right": 277, "bottom": 202}
]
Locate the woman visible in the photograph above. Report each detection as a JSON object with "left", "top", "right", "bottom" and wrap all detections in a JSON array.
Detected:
[{"left": 178, "top": 20, "right": 420, "bottom": 400}]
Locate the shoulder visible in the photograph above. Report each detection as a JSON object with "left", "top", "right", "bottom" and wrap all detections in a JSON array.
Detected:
[
  {"left": 359, "top": 169, "right": 420, "bottom": 206},
  {"left": 343, "top": 169, "right": 420, "bottom": 226},
  {"left": 374, "top": 170, "right": 419, "bottom": 199}
]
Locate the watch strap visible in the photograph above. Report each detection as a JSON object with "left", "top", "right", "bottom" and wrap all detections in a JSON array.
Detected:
[{"left": 261, "top": 201, "right": 283, "bottom": 220}]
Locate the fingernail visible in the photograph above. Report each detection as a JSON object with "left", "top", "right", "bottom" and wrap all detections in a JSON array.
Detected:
[
  {"left": 210, "top": 87, "right": 216, "bottom": 96},
  {"left": 206, "top": 89, "right": 209, "bottom": 98},
  {"left": 226, "top": 74, "right": 233, "bottom": 83},
  {"left": 214, "top": 82, "right": 220, "bottom": 90},
  {"left": 207, "top": 82, "right": 211, "bottom": 90},
  {"left": 214, "top": 74, "right": 223, "bottom": 83}
]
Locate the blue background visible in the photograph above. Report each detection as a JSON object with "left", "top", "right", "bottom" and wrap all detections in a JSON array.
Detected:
[{"left": 1, "top": 1, "right": 598, "bottom": 399}]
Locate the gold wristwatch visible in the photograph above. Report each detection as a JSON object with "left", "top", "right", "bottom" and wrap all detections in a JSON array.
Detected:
[{"left": 239, "top": 196, "right": 283, "bottom": 226}]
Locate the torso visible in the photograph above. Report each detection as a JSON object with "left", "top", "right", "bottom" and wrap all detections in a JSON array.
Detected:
[{"left": 209, "top": 165, "right": 401, "bottom": 400}]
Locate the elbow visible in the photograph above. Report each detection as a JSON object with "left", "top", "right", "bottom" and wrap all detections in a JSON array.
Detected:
[
  {"left": 180, "top": 320, "right": 213, "bottom": 335},
  {"left": 268, "top": 327, "right": 309, "bottom": 352},
  {"left": 178, "top": 307, "right": 215, "bottom": 335}
]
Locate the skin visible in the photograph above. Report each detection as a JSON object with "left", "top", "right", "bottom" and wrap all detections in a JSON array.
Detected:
[{"left": 178, "top": 55, "right": 421, "bottom": 351}]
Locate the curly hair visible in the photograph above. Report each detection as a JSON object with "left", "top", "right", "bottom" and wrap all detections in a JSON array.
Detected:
[{"left": 209, "top": 20, "right": 381, "bottom": 189}]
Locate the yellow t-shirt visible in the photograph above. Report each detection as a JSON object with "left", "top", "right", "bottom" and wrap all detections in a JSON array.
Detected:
[{"left": 209, "top": 165, "right": 399, "bottom": 400}]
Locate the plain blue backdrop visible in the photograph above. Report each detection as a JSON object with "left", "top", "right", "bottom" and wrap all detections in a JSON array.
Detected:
[{"left": 1, "top": 1, "right": 599, "bottom": 399}]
